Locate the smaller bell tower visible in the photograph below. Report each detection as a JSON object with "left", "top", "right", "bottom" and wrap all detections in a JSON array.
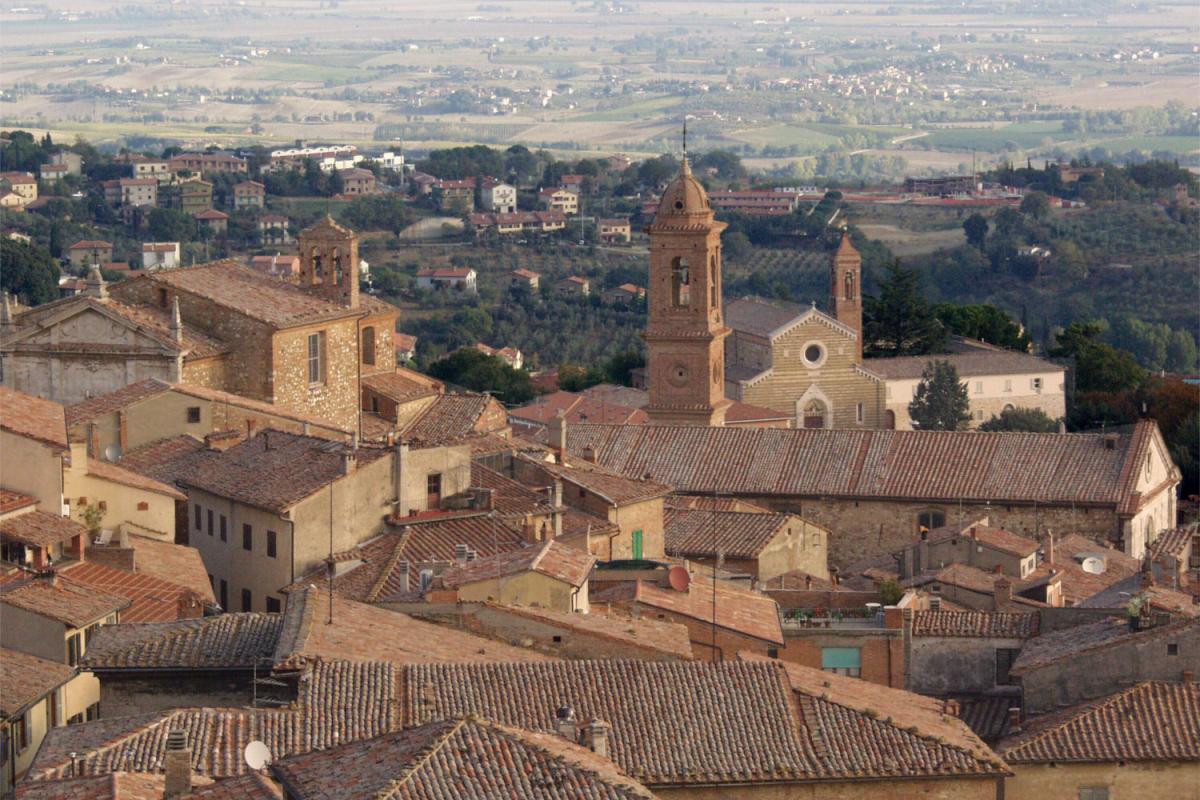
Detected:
[
  {"left": 830, "top": 231, "right": 862, "bottom": 361},
  {"left": 298, "top": 216, "right": 360, "bottom": 308}
]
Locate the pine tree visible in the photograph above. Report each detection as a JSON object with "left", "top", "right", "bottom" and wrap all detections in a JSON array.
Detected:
[
  {"left": 863, "top": 261, "right": 945, "bottom": 357},
  {"left": 908, "top": 360, "right": 970, "bottom": 431}
]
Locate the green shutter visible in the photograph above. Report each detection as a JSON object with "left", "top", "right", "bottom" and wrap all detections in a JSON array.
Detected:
[
  {"left": 632, "top": 529, "right": 643, "bottom": 560},
  {"left": 821, "top": 647, "right": 861, "bottom": 670}
]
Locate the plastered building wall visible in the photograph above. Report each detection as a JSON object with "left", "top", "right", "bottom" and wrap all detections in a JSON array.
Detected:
[
  {"left": 1003, "top": 762, "right": 1198, "bottom": 800},
  {"left": 885, "top": 369, "right": 1066, "bottom": 430},
  {"left": 454, "top": 573, "right": 586, "bottom": 613},
  {"left": 0, "top": 430, "right": 63, "bottom": 512}
]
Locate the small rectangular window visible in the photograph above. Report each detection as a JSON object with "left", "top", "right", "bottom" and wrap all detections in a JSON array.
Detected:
[
  {"left": 974, "top": 381, "right": 983, "bottom": 394},
  {"left": 242, "top": 524, "right": 252, "bottom": 551},
  {"left": 219, "top": 579, "right": 228, "bottom": 610},
  {"left": 1004, "top": 378, "right": 1013, "bottom": 392},
  {"left": 266, "top": 596, "right": 281, "bottom": 613},
  {"left": 207, "top": 509, "right": 214, "bottom": 536},
  {"left": 14, "top": 713, "right": 28, "bottom": 751},
  {"left": 241, "top": 589, "right": 252, "bottom": 612},
  {"left": 1078, "top": 789, "right": 1109, "bottom": 800},
  {"left": 67, "top": 632, "right": 81, "bottom": 666},
  {"left": 194, "top": 504, "right": 202, "bottom": 531},
  {"left": 855, "top": 403, "right": 864, "bottom": 424},
  {"left": 307, "top": 331, "right": 326, "bottom": 384},
  {"left": 186, "top": 406, "right": 201, "bottom": 423},
  {"left": 1031, "top": 377, "right": 1043, "bottom": 391},
  {"left": 1167, "top": 643, "right": 1179, "bottom": 656},
  {"left": 266, "top": 530, "right": 277, "bottom": 558},
  {"left": 821, "top": 647, "right": 861, "bottom": 677},
  {"left": 219, "top": 515, "right": 227, "bottom": 542}
]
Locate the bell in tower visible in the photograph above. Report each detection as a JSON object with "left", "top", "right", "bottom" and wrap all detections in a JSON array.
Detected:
[
  {"left": 642, "top": 151, "right": 732, "bottom": 426},
  {"left": 298, "top": 216, "right": 360, "bottom": 309}
]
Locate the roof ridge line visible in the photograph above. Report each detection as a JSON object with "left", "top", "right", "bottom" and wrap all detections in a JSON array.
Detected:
[
  {"left": 379, "top": 717, "right": 469, "bottom": 799},
  {"left": 1003, "top": 680, "right": 1165, "bottom": 757},
  {"left": 367, "top": 531, "right": 412, "bottom": 603}
]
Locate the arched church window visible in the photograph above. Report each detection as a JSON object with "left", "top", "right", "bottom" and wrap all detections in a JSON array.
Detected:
[
  {"left": 362, "top": 326, "right": 376, "bottom": 366},
  {"left": 332, "top": 249, "right": 343, "bottom": 286},
  {"left": 844, "top": 271, "right": 855, "bottom": 300},
  {"left": 670, "top": 257, "right": 690, "bottom": 307},
  {"left": 311, "top": 250, "right": 323, "bottom": 284},
  {"left": 710, "top": 256, "right": 718, "bottom": 307},
  {"left": 803, "top": 399, "right": 827, "bottom": 429}
]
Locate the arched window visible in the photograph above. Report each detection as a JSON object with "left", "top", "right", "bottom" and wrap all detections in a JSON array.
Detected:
[
  {"left": 803, "top": 399, "right": 827, "bottom": 429},
  {"left": 670, "top": 257, "right": 690, "bottom": 307},
  {"left": 844, "top": 271, "right": 855, "bottom": 300},
  {"left": 362, "top": 326, "right": 376, "bottom": 365},
  {"left": 917, "top": 509, "right": 946, "bottom": 532},
  {"left": 710, "top": 255, "right": 718, "bottom": 307},
  {"left": 311, "top": 249, "right": 323, "bottom": 284},
  {"left": 332, "top": 249, "right": 343, "bottom": 286}
]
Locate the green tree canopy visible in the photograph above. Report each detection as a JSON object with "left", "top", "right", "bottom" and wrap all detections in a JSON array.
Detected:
[
  {"left": 147, "top": 208, "right": 196, "bottom": 243},
  {"left": 908, "top": 360, "right": 970, "bottom": 431},
  {"left": 962, "top": 212, "right": 988, "bottom": 249},
  {"left": 416, "top": 145, "right": 504, "bottom": 181},
  {"left": 979, "top": 407, "right": 1060, "bottom": 432},
  {"left": 1019, "top": 191, "right": 1051, "bottom": 220},
  {"left": 340, "top": 194, "right": 410, "bottom": 235},
  {"left": 934, "top": 303, "right": 1032, "bottom": 351},
  {"left": 863, "top": 262, "right": 946, "bottom": 357},
  {"left": 426, "top": 348, "right": 534, "bottom": 404},
  {"left": 1051, "top": 322, "right": 1145, "bottom": 393},
  {"left": 0, "top": 238, "right": 59, "bottom": 305}
]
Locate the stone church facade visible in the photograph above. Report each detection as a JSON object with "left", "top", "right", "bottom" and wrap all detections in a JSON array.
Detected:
[{"left": 1, "top": 218, "right": 399, "bottom": 433}]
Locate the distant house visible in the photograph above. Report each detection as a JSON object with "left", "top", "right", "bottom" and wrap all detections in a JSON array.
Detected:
[
  {"left": 416, "top": 267, "right": 477, "bottom": 293},
  {"left": 393, "top": 332, "right": 417, "bottom": 362},
  {"left": 249, "top": 254, "right": 300, "bottom": 279},
  {"left": 508, "top": 268, "right": 539, "bottom": 290},
  {"left": 600, "top": 283, "right": 644, "bottom": 304},
  {"left": 0, "top": 172, "right": 37, "bottom": 206},
  {"left": 555, "top": 276, "right": 589, "bottom": 296},
  {"left": 178, "top": 178, "right": 213, "bottom": 215},
  {"left": 473, "top": 342, "right": 523, "bottom": 370},
  {"left": 337, "top": 168, "right": 376, "bottom": 196},
  {"left": 103, "top": 178, "right": 157, "bottom": 208},
  {"left": 440, "top": 539, "right": 594, "bottom": 613},
  {"left": 67, "top": 240, "right": 114, "bottom": 269},
  {"left": 168, "top": 152, "right": 247, "bottom": 176},
  {"left": 38, "top": 163, "right": 68, "bottom": 182},
  {"left": 597, "top": 217, "right": 632, "bottom": 243},
  {"left": 131, "top": 159, "right": 170, "bottom": 182},
  {"left": 481, "top": 179, "right": 516, "bottom": 213},
  {"left": 231, "top": 180, "right": 265, "bottom": 209},
  {"left": 258, "top": 214, "right": 290, "bottom": 245},
  {"left": 141, "top": 242, "right": 180, "bottom": 271},
  {"left": 432, "top": 178, "right": 475, "bottom": 211},
  {"left": 48, "top": 151, "right": 83, "bottom": 176},
  {"left": 538, "top": 188, "right": 578, "bottom": 215},
  {"left": 193, "top": 209, "right": 228, "bottom": 234}
]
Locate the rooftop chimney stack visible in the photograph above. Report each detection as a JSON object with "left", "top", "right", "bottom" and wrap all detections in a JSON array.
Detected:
[
  {"left": 548, "top": 412, "right": 567, "bottom": 460},
  {"left": 170, "top": 296, "right": 182, "bottom": 345},
  {"left": 555, "top": 705, "right": 578, "bottom": 742},
  {"left": 582, "top": 719, "right": 611, "bottom": 759},
  {"left": 1007, "top": 707, "right": 1022, "bottom": 735},
  {"left": 163, "top": 730, "right": 192, "bottom": 800},
  {"left": 993, "top": 576, "right": 1012, "bottom": 610}
]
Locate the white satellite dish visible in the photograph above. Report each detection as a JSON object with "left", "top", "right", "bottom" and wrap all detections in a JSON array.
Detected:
[
  {"left": 244, "top": 740, "right": 272, "bottom": 770},
  {"left": 104, "top": 444, "right": 123, "bottom": 462}
]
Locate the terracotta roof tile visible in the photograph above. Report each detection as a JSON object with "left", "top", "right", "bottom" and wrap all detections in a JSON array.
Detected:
[
  {"left": 525, "top": 457, "right": 671, "bottom": 507},
  {"left": 441, "top": 540, "right": 594, "bottom": 590},
  {"left": 401, "top": 394, "right": 501, "bottom": 444},
  {"left": 560, "top": 508, "right": 620, "bottom": 540},
  {"left": 122, "top": 262, "right": 372, "bottom": 329},
  {"left": 59, "top": 560, "right": 205, "bottom": 623},
  {"left": 65, "top": 380, "right": 172, "bottom": 428},
  {"left": 87, "top": 458, "right": 186, "bottom": 500},
  {"left": 758, "top": 656, "right": 1009, "bottom": 778},
  {"left": 117, "top": 435, "right": 207, "bottom": 487},
  {"left": 593, "top": 573, "right": 784, "bottom": 645},
  {"left": 0, "top": 574, "right": 129, "bottom": 627},
  {"left": 664, "top": 507, "right": 797, "bottom": 560},
  {"left": 177, "top": 431, "right": 389, "bottom": 513},
  {"left": 0, "top": 386, "right": 67, "bottom": 450},
  {"left": 82, "top": 613, "right": 282, "bottom": 670},
  {"left": 929, "top": 523, "right": 1039, "bottom": 558},
  {"left": 123, "top": 534, "right": 215, "bottom": 603},
  {"left": 0, "top": 510, "right": 86, "bottom": 548},
  {"left": 470, "top": 463, "right": 557, "bottom": 518},
  {"left": 361, "top": 370, "right": 440, "bottom": 403},
  {"left": 0, "top": 489, "right": 37, "bottom": 515},
  {"left": 567, "top": 421, "right": 1168, "bottom": 511},
  {"left": 492, "top": 603, "right": 694, "bottom": 660},
  {"left": 1000, "top": 681, "right": 1200, "bottom": 763},
  {"left": 912, "top": 610, "right": 1039, "bottom": 639},
  {"left": 1011, "top": 617, "right": 1199, "bottom": 675},
  {"left": 0, "top": 646, "right": 75, "bottom": 717},
  {"left": 401, "top": 660, "right": 812, "bottom": 785},
  {"left": 862, "top": 351, "right": 1063, "bottom": 380},
  {"left": 1078, "top": 575, "right": 1199, "bottom": 617},
  {"left": 272, "top": 717, "right": 656, "bottom": 800},
  {"left": 1148, "top": 525, "right": 1197, "bottom": 561}
]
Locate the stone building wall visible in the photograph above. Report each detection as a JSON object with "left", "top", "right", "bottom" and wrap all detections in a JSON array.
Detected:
[
  {"left": 1003, "top": 762, "right": 1198, "bottom": 800},
  {"left": 655, "top": 776, "right": 1000, "bottom": 799},
  {"left": 272, "top": 320, "right": 361, "bottom": 432},
  {"left": 181, "top": 355, "right": 226, "bottom": 390},
  {"left": 909, "top": 635, "right": 1026, "bottom": 695}
]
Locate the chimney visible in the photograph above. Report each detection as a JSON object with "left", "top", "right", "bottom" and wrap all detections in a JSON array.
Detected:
[
  {"left": 1044, "top": 529, "right": 1055, "bottom": 565},
  {"left": 1183, "top": 670, "right": 1194, "bottom": 683},
  {"left": 581, "top": 445, "right": 596, "bottom": 463},
  {"left": 548, "top": 412, "right": 567, "bottom": 458},
  {"left": 163, "top": 730, "right": 192, "bottom": 800},
  {"left": 204, "top": 430, "right": 242, "bottom": 452},
  {"left": 169, "top": 297, "right": 182, "bottom": 346},
  {"left": 454, "top": 544, "right": 470, "bottom": 564},
  {"left": 84, "top": 265, "right": 108, "bottom": 299},
  {"left": 1007, "top": 707, "right": 1022, "bottom": 735},
  {"left": 1104, "top": 433, "right": 1119, "bottom": 450},
  {"left": 993, "top": 576, "right": 1012, "bottom": 610},
  {"left": 342, "top": 449, "right": 357, "bottom": 475},
  {"left": 581, "top": 719, "right": 611, "bottom": 759},
  {"left": 396, "top": 560, "right": 410, "bottom": 594},
  {"left": 554, "top": 705, "right": 577, "bottom": 742},
  {"left": 942, "top": 699, "right": 960, "bottom": 718},
  {"left": 930, "top": 595, "right": 942, "bottom": 611}
]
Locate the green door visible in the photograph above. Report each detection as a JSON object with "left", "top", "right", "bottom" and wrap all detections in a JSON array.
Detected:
[{"left": 632, "top": 529, "right": 643, "bottom": 560}]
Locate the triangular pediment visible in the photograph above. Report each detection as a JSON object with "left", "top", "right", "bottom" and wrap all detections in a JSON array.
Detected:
[{"left": 4, "top": 299, "right": 179, "bottom": 354}]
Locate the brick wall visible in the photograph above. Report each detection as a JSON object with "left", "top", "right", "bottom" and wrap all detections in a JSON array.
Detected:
[{"left": 778, "top": 629, "right": 904, "bottom": 687}]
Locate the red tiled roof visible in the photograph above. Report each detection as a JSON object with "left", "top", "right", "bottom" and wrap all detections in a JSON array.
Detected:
[
  {"left": 87, "top": 458, "right": 186, "bottom": 500},
  {"left": 912, "top": 610, "right": 1039, "bottom": 639},
  {"left": 470, "top": 463, "right": 556, "bottom": 518},
  {"left": 928, "top": 523, "right": 1039, "bottom": 558},
  {"left": 0, "top": 489, "right": 37, "bottom": 515},
  {"left": 0, "top": 574, "right": 130, "bottom": 627},
  {"left": 65, "top": 379, "right": 172, "bottom": 427},
  {"left": 1000, "top": 681, "right": 1200, "bottom": 764},
  {"left": 82, "top": 613, "right": 282, "bottom": 670},
  {"left": 362, "top": 370, "right": 440, "bottom": 403},
  {"left": 525, "top": 456, "right": 671, "bottom": 507},
  {"left": 177, "top": 431, "right": 388, "bottom": 513},
  {"left": 1011, "top": 617, "right": 1198, "bottom": 675},
  {"left": 754, "top": 655, "right": 1009, "bottom": 778},
  {"left": 567, "top": 421, "right": 1169, "bottom": 511},
  {"left": 0, "top": 510, "right": 85, "bottom": 549},
  {"left": 664, "top": 507, "right": 796, "bottom": 560},
  {"left": 401, "top": 394, "right": 501, "bottom": 444},
  {"left": 16, "top": 773, "right": 281, "bottom": 800},
  {"left": 594, "top": 573, "right": 784, "bottom": 645},
  {"left": 492, "top": 603, "right": 694, "bottom": 660},
  {"left": 417, "top": 267, "right": 474, "bottom": 278},
  {"left": 724, "top": 400, "right": 792, "bottom": 423},
  {"left": 120, "top": 262, "right": 370, "bottom": 329},
  {"left": 59, "top": 560, "right": 203, "bottom": 622},
  {"left": 0, "top": 386, "right": 67, "bottom": 450},
  {"left": 117, "top": 435, "right": 208, "bottom": 486},
  {"left": 69, "top": 240, "right": 113, "bottom": 250},
  {"left": 1148, "top": 525, "right": 1197, "bottom": 560},
  {"left": 0, "top": 646, "right": 75, "bottom": 717},
  {"left": 441, "top": 539, "right": 594, "bottom": 590},
  {"left": 271, "top": 717, "right": 656, "bottom": 800}
]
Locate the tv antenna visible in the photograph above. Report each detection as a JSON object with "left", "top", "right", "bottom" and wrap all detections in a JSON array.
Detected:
[{"left": 243, "top": 740, "right": 272, "bottom": 771}]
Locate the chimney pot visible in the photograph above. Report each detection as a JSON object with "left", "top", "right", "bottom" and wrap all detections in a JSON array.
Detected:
[
  {"left": 163, "top": 729, "right": 192, "bottom": 800},
  {"left": 582, "top": 719, "right": 611, "bottom": 759},
  {"left": 554, "top": 705, "right": 577, "bottom": 742},
  {"left": 1183, "top": 670, "right": 1194, "bottom": 683},
  {"left": 1007, "top": 707, "right": 1022, "bottom": 734}
]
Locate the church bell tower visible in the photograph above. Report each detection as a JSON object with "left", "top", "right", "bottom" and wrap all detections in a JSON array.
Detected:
[
  {"left": 830, "top": 230, "right": 863, "bottom": 361},
  {"left": 298, "top": 216, "right": 360, "bottom": 309},
  {"left": 642, "top": 154, "right": 731, "bottom": 426}
]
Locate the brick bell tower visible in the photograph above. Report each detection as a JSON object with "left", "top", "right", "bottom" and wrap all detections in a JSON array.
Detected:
[
  {"left": 643, "top": 154, "right": 731, "bottom": 426},
  {"left": 831, "top": 230, "right": 863, "bottom": 361},
  {"left": 298, "top": 216, "right": 360, "bottom": 309}
]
